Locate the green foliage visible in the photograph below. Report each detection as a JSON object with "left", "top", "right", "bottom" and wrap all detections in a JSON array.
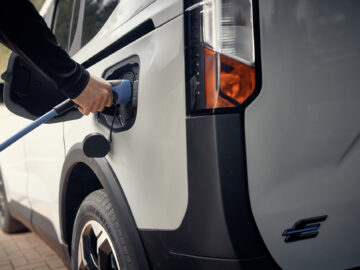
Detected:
[
  {"left": 0, "top": 46, "right": 11, "bottom": 82},
  {"left": 30, "top": 0, "right": 46, "bottom": 11},
  {"left": 0, "top": 0, "right": 45, "bottom": 82}
]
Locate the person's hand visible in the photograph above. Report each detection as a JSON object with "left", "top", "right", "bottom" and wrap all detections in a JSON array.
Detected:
[{"left": 72, "top": 74, "right": 113, "bottom": 115}]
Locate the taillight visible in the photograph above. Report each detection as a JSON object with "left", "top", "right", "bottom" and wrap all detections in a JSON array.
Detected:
[{"left": 185, "top": 0, "right": 257, "bottom": 114}]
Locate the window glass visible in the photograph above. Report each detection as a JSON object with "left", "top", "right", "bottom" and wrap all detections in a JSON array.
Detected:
[
  {"left": 82, "top": 0, "right": 120, "bottom": 47},
  {"left": 42, "top": 0, "right": 57, "bottom": 28},
  {"left": 54, "top": 0, "right": 75, "bottom": 51},
  {"left": 69, "top": 0, "right": 80, "bottom": 48}
]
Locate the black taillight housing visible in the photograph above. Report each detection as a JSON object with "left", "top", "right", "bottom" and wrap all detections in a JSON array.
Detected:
[{"left": 185, "top": 0, "right": 258, "bottom": 115}]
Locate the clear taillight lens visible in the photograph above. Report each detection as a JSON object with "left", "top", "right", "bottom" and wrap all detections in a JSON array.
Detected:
[
  {"left": 185, "top": 0, "right": 256, "bottom": 114},
  {"left": 203, "top": 0, "right": 254, "bottom": 65}
]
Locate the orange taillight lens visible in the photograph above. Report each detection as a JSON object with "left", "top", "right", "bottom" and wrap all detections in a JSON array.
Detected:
[
  {"left": 204, "top": 47, "right": 235, "bottom": 109},
  {"left": 185, "top": 0, "right": 256, "bottom": 114},
  {"left": 220, "top": 53, "right": 255, "bottom": 105},
  {"left": 204, "top": 47, "right": 255, "bottom": 109}
]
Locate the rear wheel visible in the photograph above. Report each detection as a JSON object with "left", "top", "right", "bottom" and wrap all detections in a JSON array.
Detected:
[
  {"left": 71, "top": 189, "right": 133, "bottom": 270},
  {"left": 0, "top": 173, "right": 26, "bottom": 233}
]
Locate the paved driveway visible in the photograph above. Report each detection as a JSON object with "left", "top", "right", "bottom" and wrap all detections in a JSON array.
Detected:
[{"left": 0, "top": 229, "right": 66, "bottom": 270}]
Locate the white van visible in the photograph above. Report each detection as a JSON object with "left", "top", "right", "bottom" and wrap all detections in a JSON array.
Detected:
[{"left": 0, "top": 0, "right": 359, "bottom": 269}]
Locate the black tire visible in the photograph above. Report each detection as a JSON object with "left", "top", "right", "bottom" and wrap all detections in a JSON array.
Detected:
[
  {"left": 0, "top": 172, "right": 26, "bottom": 233},
  {"left": 71, "top": 189, "right": 133, "bottom": 270}
]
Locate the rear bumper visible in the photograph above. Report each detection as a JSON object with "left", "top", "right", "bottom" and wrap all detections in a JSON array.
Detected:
[
  {"left": 141, "top": 113, "right": 279, "bottom": 269},
  {"left": 169, "top": 252, "right": 277, "bottom": 270}
]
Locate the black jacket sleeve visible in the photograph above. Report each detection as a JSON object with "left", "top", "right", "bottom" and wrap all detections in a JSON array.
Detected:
[{"left": 0, "top": 0, "right": 89, "bottom": 99}]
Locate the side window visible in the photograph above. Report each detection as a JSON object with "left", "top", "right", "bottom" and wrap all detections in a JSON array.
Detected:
[
  {"left": 82, "top": 0, "right": 119, "bottom": 47},
  {"left": 53, "top": 0, "right": 75, "bottom": 51},
  {"left": 69, "top": 0, "right": 81, "bottom": 49},
  {"left": 42, "top": 0, "right": 57, "bottom": 28},
  {"left": 69, "top": 0, "right": 119, "bottom": 55}
]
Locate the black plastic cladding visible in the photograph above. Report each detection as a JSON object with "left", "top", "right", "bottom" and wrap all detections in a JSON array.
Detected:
[
  {"left": 59, "top": 144, "right": 150, "bottom": 270},
  {"left": 138, "top": 0, "right": 279, "bottom": 269},
  {"left": 184, "top": 0, "right": 206, "bottom": 114},
  {"left": 141, "top": 113, "right": 280, "bottom": 269},
  {"left": 8, "top": 201, "right": 71, "bottom": 267},
  {"left": 81, "top": 20, "right": 154, "bottom": 68},
  {"left": 184, "top": 0, "right": 263, "bottom": 115}
]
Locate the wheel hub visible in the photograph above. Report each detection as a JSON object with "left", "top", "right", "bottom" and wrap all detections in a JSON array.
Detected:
[{"left": 78, "top": 220, "right": 120, "bottom": 270}]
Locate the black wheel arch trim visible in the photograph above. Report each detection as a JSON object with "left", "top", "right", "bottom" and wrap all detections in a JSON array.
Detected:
[{"left": 59, "top": 143, "right": 149, "bottom": 270}]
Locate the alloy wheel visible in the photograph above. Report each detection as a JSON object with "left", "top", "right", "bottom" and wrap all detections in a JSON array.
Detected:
[{"left": 78, "top": 220, "right": 120, "bottom": 270}]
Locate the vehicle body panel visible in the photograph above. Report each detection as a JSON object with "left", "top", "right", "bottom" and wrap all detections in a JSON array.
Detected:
[
  {"left": 74, "top": 0, "right": 183, "bottom": 64},
  {"left": 1, "top": 0, "right": 186, "bottom": 240},
  {"left": 0, "top": 0, "right": 186, "bottom": 237},
  {"left": 245, "top": 1, "right": 360, "bottom": 269},
  {"left": 24, "top": 123, "right": 64, "bottom": 237},
  {"left": 65, "top": 15, "right": 188, "bottom": 230},
  {"left": 2, "top": 0, "right": 360, "bottom": 268},
  {"left": 0, "top": 106, "right": 30, "bottom": 208}
]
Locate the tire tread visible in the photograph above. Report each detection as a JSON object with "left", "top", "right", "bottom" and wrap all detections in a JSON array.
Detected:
[{"left": 71, "top": 189, "right": 134, "bottom": 269}]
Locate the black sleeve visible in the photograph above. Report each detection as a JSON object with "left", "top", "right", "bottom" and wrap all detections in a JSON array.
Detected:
[{"left": 0, "top": 0, "right": 89, "bottom": 99}]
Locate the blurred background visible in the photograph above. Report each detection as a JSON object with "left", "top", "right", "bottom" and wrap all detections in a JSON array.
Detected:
[{"left": 0, "top": 0, "right": 45, "bottom": 83}]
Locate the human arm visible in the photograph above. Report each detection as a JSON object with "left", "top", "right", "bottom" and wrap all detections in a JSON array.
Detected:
[{"left": 0, "top": 0, "right": 112, "bottom": 114}]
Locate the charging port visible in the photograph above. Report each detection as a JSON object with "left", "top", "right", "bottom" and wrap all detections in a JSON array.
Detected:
[{"left": 97, "top": 56, "right": 139, "bottom": 132}]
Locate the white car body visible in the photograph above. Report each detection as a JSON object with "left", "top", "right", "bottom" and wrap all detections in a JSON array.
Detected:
[{"left": 0, "top": 0, "right": 360, "bottom": 269}]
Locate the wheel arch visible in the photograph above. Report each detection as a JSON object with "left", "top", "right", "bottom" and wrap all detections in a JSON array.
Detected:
[{"left": 59, "top": 143, "right": 149, "bottom": 270}]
